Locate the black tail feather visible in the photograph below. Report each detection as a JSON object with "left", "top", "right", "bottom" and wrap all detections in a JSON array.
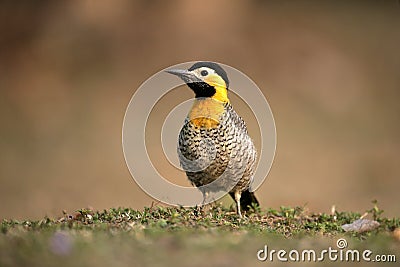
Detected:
[{"left": 229, "top": 190, "right": 259, "bottom": 212}]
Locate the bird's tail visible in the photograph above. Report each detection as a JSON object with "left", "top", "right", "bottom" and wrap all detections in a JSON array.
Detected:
[{"left": 230, "top": 190, "right": 259, "bottom": 212}]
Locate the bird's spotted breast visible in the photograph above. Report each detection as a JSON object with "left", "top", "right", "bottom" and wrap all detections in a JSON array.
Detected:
[{"left": 179, "top": 103, "right": 256, "bottom": 192}]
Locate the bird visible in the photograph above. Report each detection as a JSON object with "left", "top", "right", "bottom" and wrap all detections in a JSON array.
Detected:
[{"left": 166, "top": 62, "right": 259, "bottom": 217}]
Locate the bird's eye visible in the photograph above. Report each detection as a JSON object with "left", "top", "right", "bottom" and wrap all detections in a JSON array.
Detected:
[{"left": 200, "top": 70, "right": 208, "bottom": 76}]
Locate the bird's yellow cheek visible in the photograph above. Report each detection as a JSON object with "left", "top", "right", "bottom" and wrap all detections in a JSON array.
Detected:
[
  {"left": 204, "top": 75, "right": 226, "bottom": 88},
  {"left": 204, "top": 75, "right": 229, "bottom": 103}
]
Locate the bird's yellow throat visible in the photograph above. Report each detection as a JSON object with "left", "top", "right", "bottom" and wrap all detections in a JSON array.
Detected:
[{"left": 189, "top": 84, "right": 229, "bottom": 129}]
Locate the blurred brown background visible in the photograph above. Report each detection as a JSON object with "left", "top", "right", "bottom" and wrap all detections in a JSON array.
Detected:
[{"left": 1, "top": 0, "right": 399, "bottom": 219}]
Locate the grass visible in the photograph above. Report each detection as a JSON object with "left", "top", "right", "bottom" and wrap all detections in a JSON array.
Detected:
[{"left": 1, "top": 202, "right": 399, "bottom": 267}]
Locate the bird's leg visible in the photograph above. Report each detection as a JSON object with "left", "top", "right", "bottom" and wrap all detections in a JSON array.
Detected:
[
  {"left": 234, "top": 191, "right": 242, "bottom": 218},
  {"left": 199, "top": 190, "right": 210, "bottom": 216},
  {"left": 201, "top": 190, "right": 209, "bottom": 206}
]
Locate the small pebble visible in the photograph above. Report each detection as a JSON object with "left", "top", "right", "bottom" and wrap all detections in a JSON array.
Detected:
[{"left": 393, "top": 228, "right": 400, "bottom": 241}]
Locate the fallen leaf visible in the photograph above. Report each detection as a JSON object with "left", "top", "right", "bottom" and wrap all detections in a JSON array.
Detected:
[{"left": 341, "top": 219, "right": 380, "bottom": 233}]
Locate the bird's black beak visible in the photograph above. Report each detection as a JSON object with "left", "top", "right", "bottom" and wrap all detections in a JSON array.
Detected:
[
  {"left": 165, "top": 69, "right": 201, "bottom": 83},
  {"left": 165, "top": 69, "right": 190, "bottom": 77}
]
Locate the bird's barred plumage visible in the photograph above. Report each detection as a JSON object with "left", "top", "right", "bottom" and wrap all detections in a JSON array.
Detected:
[{"left": 178, "top": 102, "right": 256, "bottom": 195}]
